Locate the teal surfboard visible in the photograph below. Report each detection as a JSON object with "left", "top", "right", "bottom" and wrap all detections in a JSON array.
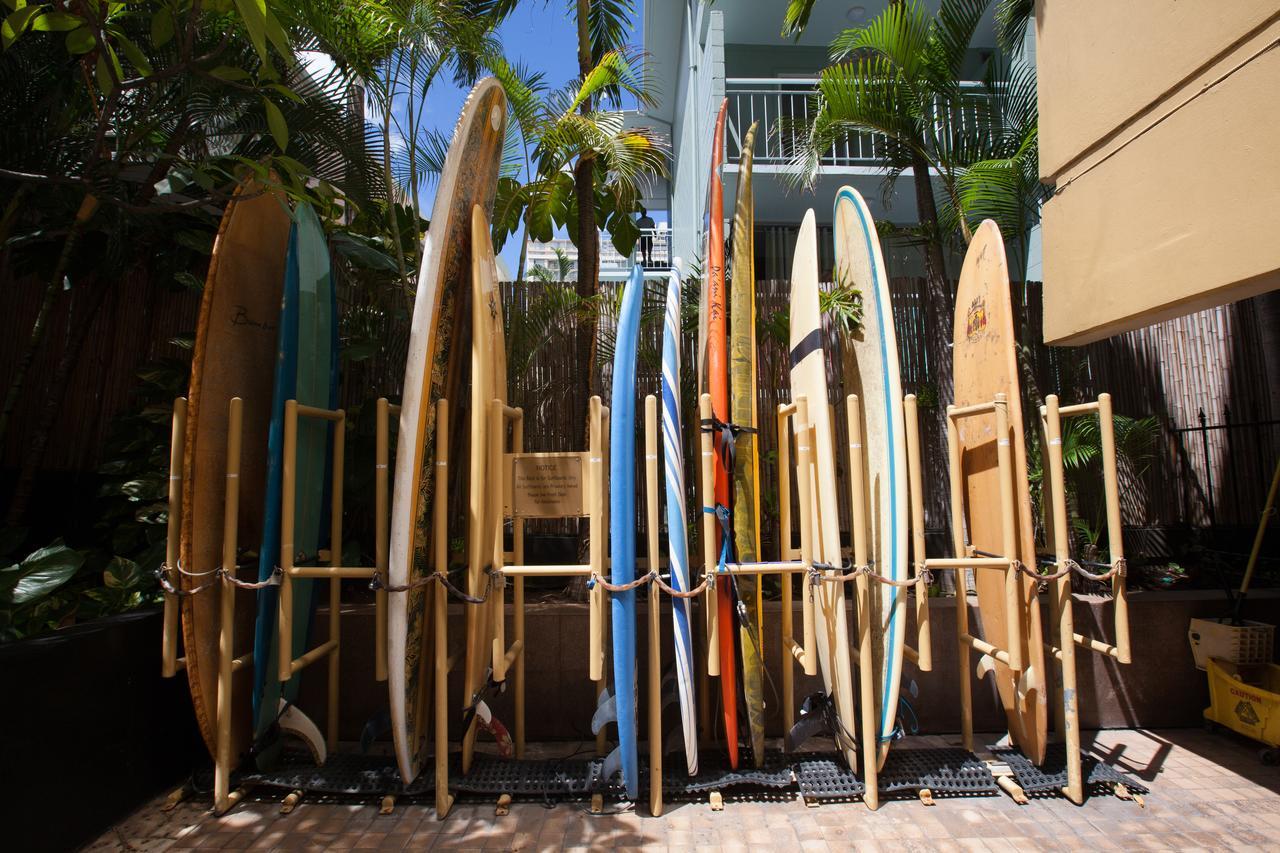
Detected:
[{"left": 252, "top": 202, "right": 338, "bottom": 764}]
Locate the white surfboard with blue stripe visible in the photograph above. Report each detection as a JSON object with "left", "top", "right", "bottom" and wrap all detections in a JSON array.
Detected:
[
  {"left": 661, "top": 269, "right": 698, "bottom": 776},
  {"left": 833, "top": 186, "right": 909, "bottom": 769}
]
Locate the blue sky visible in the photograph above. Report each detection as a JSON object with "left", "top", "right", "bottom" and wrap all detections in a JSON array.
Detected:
[{"left": 412, "top": 1, "right": 644, "bottom": 275}]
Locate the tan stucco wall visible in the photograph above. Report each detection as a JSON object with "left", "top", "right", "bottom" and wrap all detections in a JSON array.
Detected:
[{"left": 1036, "top": 2, "right": 1280, "bottom": 344}]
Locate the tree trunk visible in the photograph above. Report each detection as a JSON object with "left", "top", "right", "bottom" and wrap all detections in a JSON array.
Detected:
[
  {"left": 912, "top": 151, "right": 956, "bottom": 582},
  {"left": 5, "top": 279, "right": 111, "bottom": 525},
  {"left": 569, "top": 0, "right": 599, "bottom": 596}
]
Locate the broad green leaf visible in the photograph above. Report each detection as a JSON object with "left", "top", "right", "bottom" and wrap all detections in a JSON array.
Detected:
[
  {"left": 2, "top": 5, "right": 43, "bottom": 50},
  {"left": 608, "top": 209, "right": 639, "bottom": 256},
  {"left": 207, "top": 65, "right": 251, "bottom": 81},
  {"left": 3, "top": 542, "right": 84, "bottom": 605},
  {"left": 262, "top": 95, "right": 287, "bottom": 151},
  {"left": 266, "top": 82, "right": 303, "bottom": 103},
  {"left": 332, "top": 232, "right": 398, "bottom": 272},
  {"left": 31, "top": 10, "right": 79, "bottom": 30},
  {"left": 263, "top": 9, "right": 291, "bottom": 64},
  {"left": 103, "top": 556, "right": 141, "bottom": 589},
  {"left": 1, "top": 0, "right": 27, "bottom": 14},
  {"left": 64, "top": 24, "right": 94, "bottom": 53},
  {"left": 231, "top": 0, "right": 268, "bottom": 64},
  {"left": 95, "top": 51, "right": 114, "bottom": 94},
  {"left": 113, "top": 31, "right": 151, "bottom": 75},
  {"left": 150, "top": 5, "right": 172, "bottom": 46}
]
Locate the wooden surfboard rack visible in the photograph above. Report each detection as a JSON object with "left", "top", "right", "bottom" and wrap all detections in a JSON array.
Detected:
[
  {"left": 160, "top": 396, "right": 397, "bottom": 815},
  {"left": 443, "top": 394, "right": 611, "bottom": 816},
  {"left": 1040, "top": 392, "right": 1132, "bottom": 804}
]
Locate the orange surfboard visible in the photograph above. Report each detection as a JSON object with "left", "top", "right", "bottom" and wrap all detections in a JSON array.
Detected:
[
  {"left": 705, "top": 97, "right": 739, "bottom": 767},
  {"left": 952, "top": 221, "right": 1047, "bottom": 763}
]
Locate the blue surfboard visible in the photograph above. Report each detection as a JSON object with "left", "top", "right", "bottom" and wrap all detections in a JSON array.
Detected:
[
  {"left": 662, "top": 270, "right": 698, "bottom": 776},
  {"left": 252, "top": 202, "right": 338, "bottom": 765},
  {"left": 605, "top": 264, "right": 645, "bottom": 798}
]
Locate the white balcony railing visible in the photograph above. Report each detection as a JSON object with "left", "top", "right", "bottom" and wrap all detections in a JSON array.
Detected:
[{"left": 725, "top": 77, "right": 991, "bottom": 170}]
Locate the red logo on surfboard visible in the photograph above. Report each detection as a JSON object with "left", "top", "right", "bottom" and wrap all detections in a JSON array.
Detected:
[{"left": 966, "top": 296, "right": 988, "bottom": 341}]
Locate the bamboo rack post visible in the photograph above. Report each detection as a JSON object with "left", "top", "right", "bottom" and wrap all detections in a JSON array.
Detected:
[
  {"left": 374, "top": 399, "right": 392, "bottom": 683},
  {"left": 279, "top": 399, "right": 298, "bottom": 683},
  {"left": 993, "top": 394, "right": 1024, "bottom": 674},
  {"left": 698, "top": 393, "right": 719, "bottom": 679},
  {"left": 589, "top": 396, "right": 605, "bottom": 683},
  {"left": 327, "top": 405, "right": 345, "bottom": 749},
  {"left": 433, "top": 399, "right": 455, "bottom": 819},
  {"left": 777, "top": 403, "right": 795, "bottom": 736},
  {"left": 903, "top": 394, "right": 932, "bottom": 671},
  {"left": 489, "top": 400, "right": 507, "bottom": 683},
  {"left": 599, "top": 402, "right": 612, "bottom": 759},
  {"left": 1043, "top": 395, "right": 1084, "bottom": 804},
  {"left": 214, "top": 397, "right": 244, "bottom": 816},
  {"left": 512, "top": 408, "right": 526, "bottom": 758},
  {"left": 944, "top": 405, "right": 975, "bottom": 751},
  {"left": 793, "top": 397, "right": 817, "bottom": 678},
  {"left": 1097, "top": 394, "right": 1131, "bottom": 663},
  {"left": 845, "top": 394, "right": 879, "bottom": 810},
  {"left": 644, "top": 394, "right": 663, "bottom": 817},
  {"left": 162, "top": 397, "right": 187, "bottom": 678}
]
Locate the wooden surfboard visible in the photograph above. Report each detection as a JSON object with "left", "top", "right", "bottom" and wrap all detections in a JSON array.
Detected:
[
  {"left": 729, "top": 121, "right": 765, "bottom": 767},
  {"left": 251, "top": 202, "right": 338, "bottom": 765},
  {"left": 463, "top": 204, "right": 510, "bottom": 760},
  {"left": 662, "top": 269, "right": 698, "bottom": 776},
  {"left": 833, "top": 187, "right": 908, "bottom": 770},
  {"left": 953, "top": 220, "right": 1047, "bottom": 764},
  {"left": 704, "top": 97, "right": 740, "bottom": 768},
  {"left": 788, "top": 209, "right": 858, "bottom": 770},
  {"left": 607, "top": 264, "right": 646, "bottom": 798},
  {"left": 388, "top": 78, "right": 507, "bottom": 785},
  {"left": 180, "top": 179, "right": 291, "bottom": 761}
]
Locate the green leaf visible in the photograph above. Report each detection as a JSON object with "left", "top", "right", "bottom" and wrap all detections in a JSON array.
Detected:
[
  {"left": 31, "top": 10, "right": 79, "bottom": 30},
  {"left": 112, "top": 31, "right": 152, "bottom": 75},
  {"left": 150, "top": 6, "right": 172, "bottom": 46},
  {"left": 103, "top": 556, "right": 141, "bottom": 590},
  {"left": 207, "top": 65, "right": 251, "bottom": 81},
  {"left": 608, "top": 209, "right": 639, "bottom": 256},
  {"left": 2, "top": 542, "right": 84, "bottom": 605},
  {"left": 95, "top": 52, "right": 114, "bottom": 95},
  {"left": 262, "top": 96, "right": 287, "bottom": 151},
  {"left": 64, "top": 24, "right": 94, "bottom": 53},
  {"left": 2, "top": 5, "right": 44, "bottom": 50},
  {"left": 266, "top": 82, "right": 302, "bottom": 103},
  {"left": 231, "top": 0, "right": 268, "bottom": 64},
  {"left": 331, "top": 232, "right": 397, "bottom": 272}
]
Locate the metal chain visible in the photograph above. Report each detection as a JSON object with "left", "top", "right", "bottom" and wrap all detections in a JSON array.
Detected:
[
  {"left": 155, "top": 565, "right": 280, "bottom": 595},
  {"left": 369, "top": 567, "right": 495, "bottom": 605},
  {"left": 1015, "top": 557, "right": 1127, "bottom": 583},
  {"left": 590, "top": 570, "right": 657, "bottom": 593},
  {"left": 806, "top": 560, "right": 924, "bottom": 588},
  {"left": 651, "top": 571, "right": 713, "bottom": 599}
]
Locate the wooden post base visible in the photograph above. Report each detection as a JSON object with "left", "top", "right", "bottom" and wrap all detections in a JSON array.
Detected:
[{"left": 280, "top": 790, "right": 304, "bottom": 814}]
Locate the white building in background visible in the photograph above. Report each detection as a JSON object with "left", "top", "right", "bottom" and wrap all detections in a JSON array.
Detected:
[{"left": 524, "top": 223, "right": 672, "bottom": 281}]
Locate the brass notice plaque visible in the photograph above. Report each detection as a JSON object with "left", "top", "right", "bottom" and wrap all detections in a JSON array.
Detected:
[{"left": 506, "top": 453, "right": 586, "bottom": 518}]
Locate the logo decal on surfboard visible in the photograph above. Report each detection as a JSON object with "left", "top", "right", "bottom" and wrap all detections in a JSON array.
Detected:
[{"left": 965, "top": 296, "right": 988, "bottom": 341}]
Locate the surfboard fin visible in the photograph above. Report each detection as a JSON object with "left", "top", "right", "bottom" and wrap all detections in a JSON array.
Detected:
[
  {"left": 474, "top": 701, "right": 515, "bottom": 759},
  {"left": 278, "top": 701, "right": 327, "bottom": 766},
  {"left": 906, "top": 678, "right": 920, "bottom": 699},
  {"left": 359, "top": 708, "right": 392, "bottom": 753},
  {"left": 600, "top": 746, "right": 623, "bottom": 784},
  {"left": 785, "top": 692, "right": 836, "bottom": 753},
  {"left": 975, "top": 654, "right": 997, "bottom": 680},
  {"left": 591, "top": 689, "right": 617, "bottom": 735},
  {"left": 1015, "top": 664, "right": 1041, "bottom": 712}
]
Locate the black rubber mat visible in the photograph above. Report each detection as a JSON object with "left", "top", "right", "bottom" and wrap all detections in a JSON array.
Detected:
[
  {"left": 794, "top": 755, "right": 866, "bottom": 801},
  {"left": 450, "top": 755, "right": 622, "bottom": 797},
  {"left": 878, "top": 748, "right": 999, "bottom": 796},
  {"left": 660, "top": 754, "right": 795, "bottom": 796},
  {"left": 990, "top": 744, "right": 1150, "bottom": 796},
  {"left": 191, "top": 751, "right": 424, "bottom": 797}
]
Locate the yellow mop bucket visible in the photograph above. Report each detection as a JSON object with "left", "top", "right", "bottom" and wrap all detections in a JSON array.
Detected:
[{"left": 1203, "top": 658, "right": 1280, "bottom": 761}]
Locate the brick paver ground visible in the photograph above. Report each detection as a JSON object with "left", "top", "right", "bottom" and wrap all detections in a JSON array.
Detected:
[{"left": 85, "top": 729, "right": 1280, "bottom": 851}]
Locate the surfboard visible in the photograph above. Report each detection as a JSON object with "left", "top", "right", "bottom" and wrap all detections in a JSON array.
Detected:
[
  {"left": 662, "top": 268, "right": 697, "bottom": 776},
  {"left": 607, "top": 264, "right": 646, "bottom": 798},
  {"left": 251, "top": 202, "right": 338, "bottom": 766},
  {"left": 788, "top": 209, "right": 858, "bottom": 770},
  {"left": 389, "top": 78, "right": 507, "bottom": 785},
  {"left": 952, "top": 220, "right": 1047, "bottom": 764},
  {"left": 464, "top": 203, "right": 511, "bottom": 758},
  {"left": 704, "top": 97, "right": 740, "bottom": 769},
  {"left": 729, "top": 121, "right": 765, "bottom": 767},
  {"left": 180, "top": 179, "right": 291, "bottom": 761},
  {"left": 833, "top": 187, "right": 908, "bottom": 770}
]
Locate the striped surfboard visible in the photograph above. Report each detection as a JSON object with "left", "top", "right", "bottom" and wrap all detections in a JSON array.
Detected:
[{"left": 662, "top": 269, "right": 697, "bottom": 776}]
